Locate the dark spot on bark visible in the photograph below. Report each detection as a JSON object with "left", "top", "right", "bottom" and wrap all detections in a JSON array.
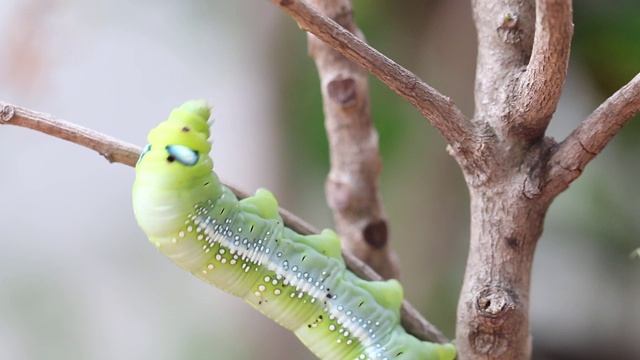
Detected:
[
  {"left": 505, "top": 236, "right": 518, "bottom": 249},
  {"left": 327, "top": 78, "right": 357, "bottom": 106},
  {"left": 363, "top": 220, "right": 388, "bottom": 249}
]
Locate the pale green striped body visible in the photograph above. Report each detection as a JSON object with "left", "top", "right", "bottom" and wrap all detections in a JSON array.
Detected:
[{"left": 132, "top": 100, "right": 456, "bottom": 360}]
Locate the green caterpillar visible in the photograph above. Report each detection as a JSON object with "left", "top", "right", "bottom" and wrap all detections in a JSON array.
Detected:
[{"left": 132, "top": 100, "right": 456, "bottom": 360}]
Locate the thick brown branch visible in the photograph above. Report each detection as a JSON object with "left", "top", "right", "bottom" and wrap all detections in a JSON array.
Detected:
[
  {"left": 270, "top": 0, "right": 474, "bottom": 160},
  {"left": 545, "top": 72, "right": 640, "bottom": 198},
  {"left": 306, "top": 0, "right": 399, "bottom": 279},
  {"left": 0, "top": 100, "right": 448, "bottom": 344},
  {"left": 514, "top": 0, "right": 573, "bottom": 138}
]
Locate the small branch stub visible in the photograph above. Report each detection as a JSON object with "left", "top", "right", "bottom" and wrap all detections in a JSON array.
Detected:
[
  {"left": 1, "top": 105, "right": 15, "bottom": 122},
  {"left": 475, "top": 286, "right": 515, "bottom": 326},
  {"left": 465, "top": 286, "right": 517, "bottom": 357}
]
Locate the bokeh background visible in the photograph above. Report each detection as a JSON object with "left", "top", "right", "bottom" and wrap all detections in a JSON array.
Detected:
[{"left": 0, "top": 0, "right": 638, "bottom": 359}]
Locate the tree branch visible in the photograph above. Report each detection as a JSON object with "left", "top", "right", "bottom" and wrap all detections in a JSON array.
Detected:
[
  {"left": 0, "top": 100, "right": 448, "bottom": 344},
  {"left": 545, "top": 72, "right": 640, "bottom": 198},
  {"left": 0, "top": 103, "right": 142, "bottom": 166},
  {"left": 306, "top": 0, "right": 399, "bottom": 279},
  {"left": 514, "top": 0, "right": 573, "bottom": 139},
  {"left": 269, "top": 0, "right": 475, "bottom": 161}
]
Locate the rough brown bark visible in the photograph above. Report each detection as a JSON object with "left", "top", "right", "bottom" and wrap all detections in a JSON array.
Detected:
[
  {"left": 454, "top": 1, "right": 573, "bottom": 358},
  {"left": 306, "top": 0, "right": 399, "bottom": 279}
]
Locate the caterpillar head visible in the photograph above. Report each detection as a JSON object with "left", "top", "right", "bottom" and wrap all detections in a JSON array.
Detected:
[{"left": 135, "top": 100, "right": 217, "bottom": 189}]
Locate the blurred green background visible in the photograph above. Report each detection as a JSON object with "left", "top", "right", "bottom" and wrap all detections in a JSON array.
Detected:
[{"left": 0, "top": 0, "right": 638, "bottom": 359}]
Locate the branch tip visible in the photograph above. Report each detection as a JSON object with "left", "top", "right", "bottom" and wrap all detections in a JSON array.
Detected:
[{"left": 1, "top": 104, "right": 15, "bottom": 122}]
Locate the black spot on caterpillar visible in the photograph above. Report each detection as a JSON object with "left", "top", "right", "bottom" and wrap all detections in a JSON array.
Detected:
[{"left": 132, "top": 100, "right": 456, "bottom": 360}]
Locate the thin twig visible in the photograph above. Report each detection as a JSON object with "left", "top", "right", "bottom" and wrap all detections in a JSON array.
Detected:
[
  {"left": 545, "top": 72, "right": 640, "bottom": 198},
  {"left": 0, "top": 103, "right": 141, "bottom": 165},
  {"left": 0, "top": 100, "right": 449, "bottom": 343},
  {"left": 514, "top": 0, "right": 573, "bottom": 138},
  {"left": 306, "top": 0, "right": 399, "bottom": 279},
  {"left": 269, "top": 0, "right": 474, "bottom": 159}
]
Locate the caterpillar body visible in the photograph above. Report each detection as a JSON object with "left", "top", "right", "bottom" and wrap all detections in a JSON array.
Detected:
[{"left": 132, "top": 100, "right": 456, "bottom": 360}]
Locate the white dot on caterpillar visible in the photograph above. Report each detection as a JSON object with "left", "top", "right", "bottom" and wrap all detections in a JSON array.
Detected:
[
  {"left": 208, "top": 264, "right": 214, "bottom": 270},
  {"left": 215, "top": 254, "right": 222, "bottom": 261},
  {"left": 197, "top": 235, "right": 203, "bottom": 241},
  {"left": 171, "top": 238, "right": 177, "bottom": 244},
  {"left": 346, "top": 340, "right": 353, "bottom": 345},
  {"left": 274, "top": 289, "right": 281, "bottom": 296},
  {"left": 254, "top": 291, "right": 261, "bottom": 297},
  {"left": 271, "top": 279, "right": 278, "bottom": 285},
  {"left": 329, "top": 324, "right": 336, "bottom": 331},
  {"left": 230, "top": 259, "right": 236, "bottom": 265},
  {"left": 237, "top": 227, "right": 242, "bottom": 232},
  {"left": 201, "top": 270, "right": 207, "bottom": 274},
  {"left": 297, "top": 292, "right": 304, "bottom": 299},
  {"left": 290, "top": 292, "right": 296, "bottom": 298},
  {"left": 258, "top": 285, "right": 266, "bottom": 292},
  {"left": 178, "top": 231, "right": 185, "bottom": 237},
  {"left": 187, "top": 226, "right": 193, "bottom": 232},
  {"left": 264, "top": 276, "right": 271, "bottom": 282},
  {"left": 221, "top": 258, "right": 227, "bottom": 264}
]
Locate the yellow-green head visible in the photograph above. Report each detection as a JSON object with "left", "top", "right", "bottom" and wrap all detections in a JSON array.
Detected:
[{"left": 135, "top": 100, "right": 216, "bottom": 190}]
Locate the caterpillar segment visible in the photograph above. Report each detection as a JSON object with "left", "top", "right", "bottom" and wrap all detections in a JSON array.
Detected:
[{"left": 132, "top": 100, "right": 456, "bottom": 360}]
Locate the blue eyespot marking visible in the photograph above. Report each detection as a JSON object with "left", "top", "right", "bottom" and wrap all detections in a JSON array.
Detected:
[
  {"left": 137, "top": 144, "right": 152, "bottom": 164},
  {"left": 166, "top": 145, "right": 199, "bottom": 166}
]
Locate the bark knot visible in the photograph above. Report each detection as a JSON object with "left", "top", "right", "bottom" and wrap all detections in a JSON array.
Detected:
[
  {"left": 327, "top": 78, "right": 357, "bottom": 107},
  {"left": 497, "top": 13, "right": 523, "bottom": 44},
  {"left": 1, "top": 105, "right": 15, "bottom": 122},
  {"left": 363, "top": 220, "right": 388, "bottom": 249},
  {"left": 475, "top": 286, "right": 515, "bottom": 327}
]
